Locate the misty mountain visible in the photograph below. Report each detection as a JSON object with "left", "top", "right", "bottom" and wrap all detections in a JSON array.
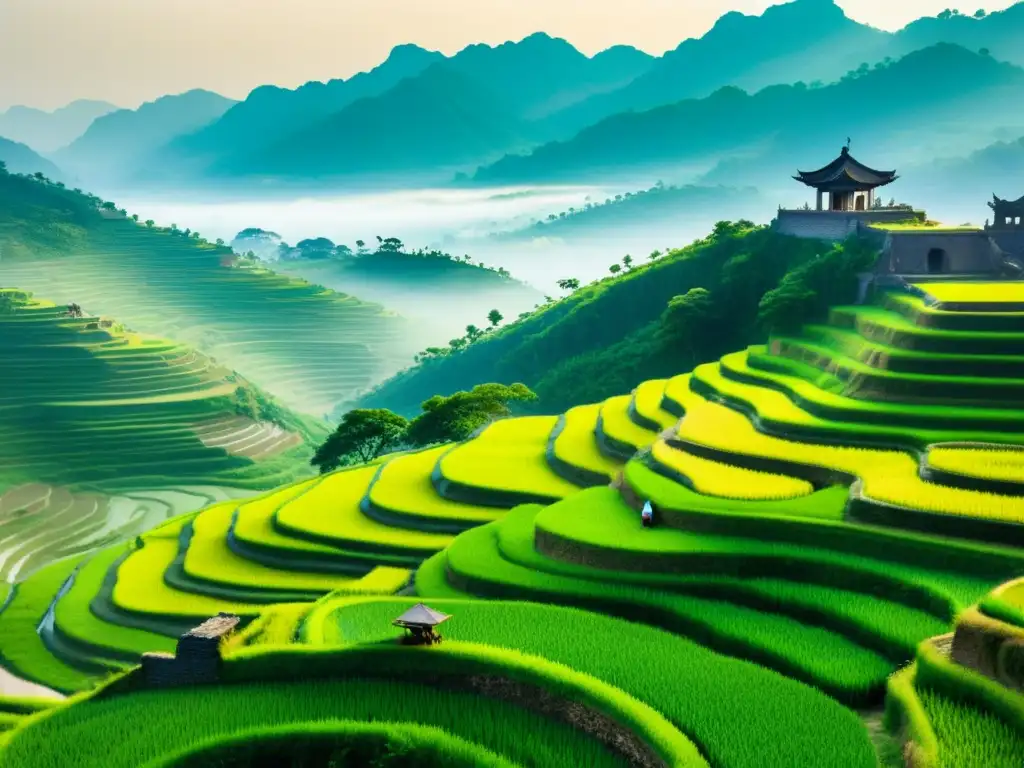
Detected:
[
  {"left": 163, "top": 44, "right": 446, "bottom": 171},
  {"left": 0, "top": 100, "right": 118, "bottom": 153},
  {"left": 475, "top": 44, "right": 1024, "bottom": 184},
  {"left": 0, "top": 137, "right": 64, "bottom": 180},
  {"left": 55, "top": 89, "right": 236, "bottom": 183},
  {"left": 895, "top": 3, "right": 1024, "bottom": 66},
  {"left": 161, "top": 34, "right": 652, "bottom": 181},
  {"left": 894, "top": 134, "right": 1024, "bottom": 219},
  {"left": 538, "top": 0, "right": 890, "bottom": 139},
  {"left": 213, "top": 64, "right": 532, "bottom": 179}
]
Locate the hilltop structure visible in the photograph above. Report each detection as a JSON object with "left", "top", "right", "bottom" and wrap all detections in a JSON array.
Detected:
[
  {"left": 775, "top": 146, "right": 926, "bottom": 240},
  {"left": 793, "top": 144, "right": 898, "bottom": 213},
  {"left": 774, "top": 146, "right": 1019, "bottom": 281}
]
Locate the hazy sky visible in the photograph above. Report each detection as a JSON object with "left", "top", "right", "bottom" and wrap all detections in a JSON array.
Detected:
[{"left": 1, "top": 0, "right": 1018, "bottom": 111}]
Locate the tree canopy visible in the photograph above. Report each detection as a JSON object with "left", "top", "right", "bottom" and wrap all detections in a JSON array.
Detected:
[
  {"left": 405, "top": 383, "right": 536, "bottom": 447},
  {"left": 311, "top": 408, "right": 409, "bottom": 473}
]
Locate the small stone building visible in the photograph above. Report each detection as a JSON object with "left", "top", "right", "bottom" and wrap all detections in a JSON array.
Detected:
[
  {"left": 987, "top": 194, "right": 1024, "bottom": 261},
  {"left": 871, "top": 229, "right": 1006, "bottom": 278},
  {"left": 141, "top": 612, "right": 239, "bottom": 688}
]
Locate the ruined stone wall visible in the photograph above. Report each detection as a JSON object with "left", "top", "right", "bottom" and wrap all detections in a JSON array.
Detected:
[{"left": 773, "top": 209, "right": 926, "bottom": 242}]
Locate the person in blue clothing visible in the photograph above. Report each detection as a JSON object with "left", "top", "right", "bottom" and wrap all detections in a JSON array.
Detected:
[{"left": 641, "top": 499, "right": 654, "bottom": 527}]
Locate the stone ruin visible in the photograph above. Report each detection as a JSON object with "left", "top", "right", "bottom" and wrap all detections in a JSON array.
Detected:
[{"left": 141, "top": 612, "right": 239, "bottom": 688}]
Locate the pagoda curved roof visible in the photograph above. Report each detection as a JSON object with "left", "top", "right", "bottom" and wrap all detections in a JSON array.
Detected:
[
  {"left": 794, "top": 146, "right": 897, "bottom": 189},
  {"left": 991, "top": 193, "right": 1024, "bottom": 209}
]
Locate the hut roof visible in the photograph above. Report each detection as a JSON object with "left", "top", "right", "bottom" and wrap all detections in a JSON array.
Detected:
[
  {"left": 183, "top": 612, "right": 240, "bottom": 640},
  {"left": 794, "top": 146, "right": 897, "bottom": 191},
  {"left": 393, "top": 603, "right": 451, "bottom": 628}
]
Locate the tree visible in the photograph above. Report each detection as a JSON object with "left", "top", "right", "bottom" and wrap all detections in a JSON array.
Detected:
[
  {"left": 215, "top": 238, "right": 225, "bottom": 246},
  {"left": 980, "top": 47, "right": 991, "bottom": 56},
  {"left": 974, "top": 8, "right": 987, "bottom": 17},
  {"left": 649, "top": 250, "right": 662, "bottom": 261},
  {"left": 0, "top": 160, "right": 7, "bottom": 175},
  {"left": 487, "top": 309, "right": 504, "bottom": 327},
  {"left": 659, "top": 288, "right": 713, "bottom": 347},
  {"left": 355, "top": 239, "right": 367, "bottom": 256},
  {"left": 465, "top": 324, "right": 483, "bottom": 343},
  {"left": 622, "top": 254, "right": 633, "bottom": 270},
  {"left": 311, "top": 409, "right": 409, "bottom": 473},
  {"left": 609, "top": 264, "right": 621, "bottom": 274},
  {"left": 556, "top": 278, "right": 580, "bottom": 292},
  {"left": 131, "top": 214, "right": 139, "bottom": 222},
  {"left": 405, "top": 383, "right": 537, "bottom": 447}
]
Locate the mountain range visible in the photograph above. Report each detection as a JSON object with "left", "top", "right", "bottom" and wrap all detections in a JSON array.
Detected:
[
  {"left": 475, "top": 43, "right": 1024, "bottom": 184},
  {"left": 0, "top": 137, "right": 63, "bottom": 180},
  {"left": 54, "top": 90, "right": 237, "bottom": 184},
  {"left": 18, "top": 0, "right": 1024, "bottom": 189},
  {"left": 0, "top": 100, "right": 118, "bottom": 153}
]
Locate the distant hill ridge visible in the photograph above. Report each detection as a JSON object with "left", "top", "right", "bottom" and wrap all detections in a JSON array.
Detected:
[
  {"left": 474, "top": 42, "right": 1024, "bottom": 183},
  {"left": 0, "top": 99, "right": 119, "bottom": 153}
]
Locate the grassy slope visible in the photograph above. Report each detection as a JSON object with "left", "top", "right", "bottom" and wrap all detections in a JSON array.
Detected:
[
  {"left": 0, "top": 171, "right": 415, "bottom": 418},
  {"left": 357, "top": 223, "right": 830, "bottom": 416},
  {"left": 0, "top": 288, "right": 330, "bottom": 581}
]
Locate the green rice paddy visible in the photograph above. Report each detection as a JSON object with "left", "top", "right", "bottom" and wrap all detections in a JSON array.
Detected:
[{"left": 3, "top": 279, "right": 1024, "bottom": 765}]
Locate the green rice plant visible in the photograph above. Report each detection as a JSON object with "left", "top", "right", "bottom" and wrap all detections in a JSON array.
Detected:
[
  {"left": 650, "top": 439, "right": 813, "bottom": 500},
  {"left": 367, "top": 447, "right": 500, "bottom": 523},
  {"left": 550, "top": 404, "right": 620, "bottom": 479},
  {"left": 709, "top": 351, "right": 1024, "bottom": 438},
  {"left": 625, "top": 463, "right": 1005, "bottom": 606},
  {"left": 927, "top": 446, "right": 1024, "bottom": 484},
  {"left": 0, "top": 678, "right": 628, "bottom": 768},
  {"left": 495, "top": 505, "right": 947, "bottom": 660},
  {"left": 0, "top": 556, "right": 98, "bottom": 693},
  {"left": 437, "top": 416, "right": 579, "bottom": 501},
  {"left": 228, "top": 478, "right": 344, "bottom": 555},
  {"left": 0, "top": 696, "right": 58, "bottom": 716},
  {"left": 912, "top": 281, "right": 1024, "bottom": 305},
  {"left": 223, "top": 641, "right": 705, "bottom": 767},
  {"left": 111, "top": 519, "right": 261, "bottom": 618},
  {"left": 441, "top": 519, "right": 894, "bottom": 706},
  {"left": 883, "top": 665, "right": 939, "bottom": 768},
  {"left": 145, "top": 721, "right": 518, "bottom": 768},
  {"left": 661, "top": 373, "right": 693, "bottom": 415},
  {"left": 225, "top": 604, "right": 310, "bottom": 651},
  {"left": 53, "top": 544, "right": 175, "bottom": 660},
  {"left": 915, "top": 639, "right": 1024, "bottom": 737},
  {"left": 598, "top": 394, "right": 660, "bottom": 450},
  {"left": 979, "top": 577, "right": 1024, "bottom": 628},
  {"left": 185, "top": 498, "right": 409, "bottom": 592},
  {"left": 325, "top": 597, "right": 876, "bottom": 768},
  {"left": 918, "top": 687, "right": 1024, "bottom": 767},
  {"left": 273, "top": 464, "right": 451, "bottom": 551},
  {"left": 629, "top": 378, "right": 677, "bottom": 430},
  {"left": 676, "top": 382, "right": 1024, "bottom": 523}
]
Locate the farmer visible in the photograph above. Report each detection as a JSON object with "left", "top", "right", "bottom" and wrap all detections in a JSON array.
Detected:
[{"left": 641, "top": 500, "right": 654, "bottom": 527}]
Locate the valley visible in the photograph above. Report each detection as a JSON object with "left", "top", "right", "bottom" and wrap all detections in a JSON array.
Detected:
[{"left": 3, "top": 0, "right": 1024, "bottom": 765}]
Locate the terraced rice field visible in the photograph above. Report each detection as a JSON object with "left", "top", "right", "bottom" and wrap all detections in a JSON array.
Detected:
[
  {"left": 3, "top": 281, "right": 1024, "bottom": 765},
  {"left": 0, "top": 219, "right": 416, "bottom": 417},
  {"left": 0, "top": 289, "right": 321, "bottom": 582}
]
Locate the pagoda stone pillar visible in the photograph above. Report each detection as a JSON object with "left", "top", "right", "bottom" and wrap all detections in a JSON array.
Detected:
[{"left": 816, "top": 190, "right": 823, "bottom": 211}]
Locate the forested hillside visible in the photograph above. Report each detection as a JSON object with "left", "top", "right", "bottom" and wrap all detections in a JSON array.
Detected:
[
  {"left": 354, "top": 220, "right": 878, "bottom": 416},
  {"left": 0, "top": 170, "right": 416, "bottom": 417}
]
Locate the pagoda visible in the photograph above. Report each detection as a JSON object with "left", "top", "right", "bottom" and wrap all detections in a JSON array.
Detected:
[{"left": 794, "top": 145, "right": 898, "bottom": 212}]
